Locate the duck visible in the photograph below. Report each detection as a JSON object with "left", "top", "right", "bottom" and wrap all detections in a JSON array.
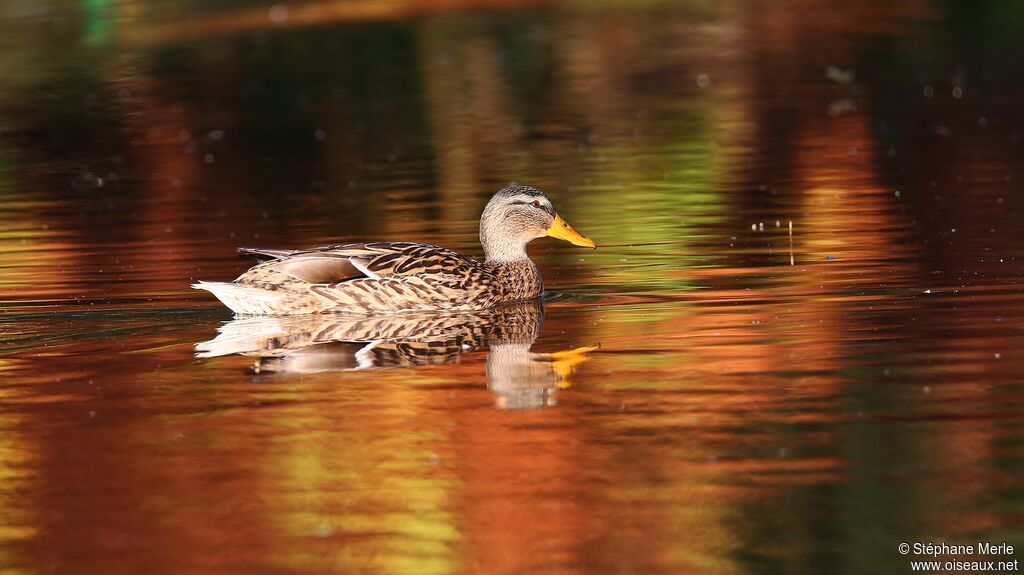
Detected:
[{"left": 192, "top": 184, "right": 596, "bottom": 315}]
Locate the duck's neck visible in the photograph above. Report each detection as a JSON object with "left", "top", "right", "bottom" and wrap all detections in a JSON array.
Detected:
[
  {"left": 480, "top": 221, "right": 543, "bottom": 300},
  {"left": 483, "top": 246, "right": 529, "bottom": 265},
  {"left": 480, "top": 231, "right": 531, "bottom": 264}
]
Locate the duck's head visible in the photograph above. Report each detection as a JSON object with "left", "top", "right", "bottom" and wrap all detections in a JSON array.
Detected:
[{"left": 480, "top": 184, "right": 596, "bottom": 263}]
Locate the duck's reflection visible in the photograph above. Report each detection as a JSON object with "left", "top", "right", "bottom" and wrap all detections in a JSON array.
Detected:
[{"left": 195, "top": 301, "right": 595, "bottom": 409}]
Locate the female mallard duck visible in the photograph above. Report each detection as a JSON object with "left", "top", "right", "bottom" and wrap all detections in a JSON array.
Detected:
[{"left": 193, "top": 184, "right": 595, "bottom": 315}]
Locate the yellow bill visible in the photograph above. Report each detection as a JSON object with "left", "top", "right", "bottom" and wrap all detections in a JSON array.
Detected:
[{"left": 546, "top": 213, "right": 596, "bottom": 248}]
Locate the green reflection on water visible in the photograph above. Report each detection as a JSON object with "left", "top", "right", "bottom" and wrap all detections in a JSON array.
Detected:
[
  {"left": 0, "top": 0, "right": 1022, "bottom": 574},
  {"left": 83, "top": 0, "right": 113, "bottom": 46}
]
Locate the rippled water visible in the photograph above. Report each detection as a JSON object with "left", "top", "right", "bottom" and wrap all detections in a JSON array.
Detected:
[{"left": 1, "top": 0, "right": 1022, "bottom": 573}]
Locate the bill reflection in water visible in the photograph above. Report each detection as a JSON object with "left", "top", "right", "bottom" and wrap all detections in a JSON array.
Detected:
[{"left": 195, "top": 301, "right": 596, "bottom": 410}]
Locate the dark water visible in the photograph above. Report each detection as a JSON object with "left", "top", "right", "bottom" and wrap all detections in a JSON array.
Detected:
[{"left": 1, "top": 0, "right": 1023, "bottom": 573}]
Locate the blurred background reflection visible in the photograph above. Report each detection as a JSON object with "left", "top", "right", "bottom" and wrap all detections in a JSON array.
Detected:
[{"left": 0, "top": 0, "right": 1022, "bottom": 573}]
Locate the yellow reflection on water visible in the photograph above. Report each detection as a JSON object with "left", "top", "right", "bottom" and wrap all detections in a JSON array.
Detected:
[
  {"left": 0, "top": 359, "right": 37, "bottom": 571},
  {"left": 0, "top": 0, "right": 1020, "bottom": 573},
  {"left": 259, "top": 381, "right": 463, "bottom": 575},
  {"left": 0, "top": 194, "right": 83, "bottom": 303}
]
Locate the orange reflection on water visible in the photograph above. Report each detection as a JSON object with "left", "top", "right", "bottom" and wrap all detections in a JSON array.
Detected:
[{"left": 0, "top": 0, "right": 1022, "bottom": 573}]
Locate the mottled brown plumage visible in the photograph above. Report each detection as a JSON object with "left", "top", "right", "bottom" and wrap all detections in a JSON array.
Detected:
[{"left": 193, "top": 184, "right": 595, "bottom": 315}]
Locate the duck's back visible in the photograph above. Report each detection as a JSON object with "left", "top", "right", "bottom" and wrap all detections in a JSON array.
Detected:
[{"left": 193, "top": 242, "right": 542, "bottom": 315}]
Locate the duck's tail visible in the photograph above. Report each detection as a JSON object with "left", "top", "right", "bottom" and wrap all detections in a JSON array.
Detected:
[{"left": 192, "top": 281, "right": 283, "bottom": 315}]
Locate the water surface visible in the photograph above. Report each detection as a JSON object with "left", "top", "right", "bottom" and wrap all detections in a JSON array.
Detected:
[{"left": 1, "top": 0, "right": 1022, "bottom": 573}]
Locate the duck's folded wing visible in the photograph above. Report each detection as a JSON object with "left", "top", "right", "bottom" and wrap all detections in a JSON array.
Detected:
[
  {"left": 246, "top": 242, "right": 482, "bottom": 285},
  {"left": 251, "top": 254, "right": 366, "bottom": 284},
  {"left": 237, "top": 247, "right": 303, "bottom": 260},
  {"left": 312, "top": 242, "right": 481, "bottom": 281}
]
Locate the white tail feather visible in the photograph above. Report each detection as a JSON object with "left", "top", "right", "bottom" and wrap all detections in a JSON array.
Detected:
[{"left": 192, "top": 281, "right": 283, "bottom": 315}]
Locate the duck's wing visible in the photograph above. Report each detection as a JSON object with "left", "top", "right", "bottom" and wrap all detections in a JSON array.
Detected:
[
  {"left": 242, "top": 242, "right": 485, "bottom": 285},
  {"left": 237, "top": 247, "right": 304, "bottom": 260},
  {"left": 350, "top": 242, "right": 490, "bottom": 280}
]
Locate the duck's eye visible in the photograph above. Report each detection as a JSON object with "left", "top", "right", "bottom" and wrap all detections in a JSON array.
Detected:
[{"left": 531, "top": 200, "right": 541, "bottom": 208}]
